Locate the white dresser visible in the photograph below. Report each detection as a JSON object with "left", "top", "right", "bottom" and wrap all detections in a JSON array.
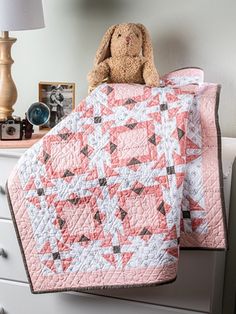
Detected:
[{"left": 0, "top": 137, "right": 235, "bottom": 314}]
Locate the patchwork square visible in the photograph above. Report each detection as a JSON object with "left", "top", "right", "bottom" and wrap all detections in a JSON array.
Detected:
[
  {"left": 119, "top": 186, "right": 168, "bottom": 237},
  {"left": 110, "top": 121, "right": 157, "bottom": 167},
  {"left": 55, "top": 196, "right": 105, "bottom": 243},
  {"left": 39, "top": 131, "right": 90, "bottom": 179},
  {"left": 99, "top": 178, "right": 107, "bottom": 186},
  {"left": 167, "top": 166, "right": 175, "bottom": 175},
  {"left": 113, "top": 246, "right": 121, "bottom": 254},
  {"left": 160, "top": 103, "right": 168, "bottom": 111},
  {"left": 94, "top": 116, "right": 102, "bottom": 123}
]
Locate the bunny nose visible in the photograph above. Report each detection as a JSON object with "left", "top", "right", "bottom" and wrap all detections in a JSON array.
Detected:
[{"left": 126, "top": 36, "right": 131, "bottom": 43}]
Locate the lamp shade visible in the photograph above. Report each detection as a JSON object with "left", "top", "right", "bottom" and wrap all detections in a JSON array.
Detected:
[{"left": 0, "top": 0, "right": 45, "bottom": 31}]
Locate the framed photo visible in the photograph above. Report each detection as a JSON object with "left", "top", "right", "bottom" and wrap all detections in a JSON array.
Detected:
[{"left": 38, "top": 82, "right": 75, "bottom": 129}]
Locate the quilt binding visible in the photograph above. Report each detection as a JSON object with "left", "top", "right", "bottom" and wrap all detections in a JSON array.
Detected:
[{"left": 180, "top": 85, "right": 228, "bottom": 251}]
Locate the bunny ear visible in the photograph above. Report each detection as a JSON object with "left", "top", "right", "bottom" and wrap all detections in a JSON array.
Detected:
[
  {"left": 137, "top": 24, "right": 155, "bottom": 62},
  {"left": 94, "top": 24, "right": 117, "bottom": 66}
]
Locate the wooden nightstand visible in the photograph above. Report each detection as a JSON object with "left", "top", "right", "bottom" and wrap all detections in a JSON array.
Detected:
[{"left": 0, "top": 130, "right": 47, "bottom": 149}]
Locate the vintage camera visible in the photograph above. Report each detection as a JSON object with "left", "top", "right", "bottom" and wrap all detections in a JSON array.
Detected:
[
  {"left": 0, "top": 117, "right": 34, "bottom": 141},
  {"left": 0, "top": 102, "right": 50, "bottom": 141}
]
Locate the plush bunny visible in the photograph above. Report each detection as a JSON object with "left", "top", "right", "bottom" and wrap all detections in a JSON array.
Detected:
[{"left": 87, "top": 23, "right": 160, "bottom": 91}]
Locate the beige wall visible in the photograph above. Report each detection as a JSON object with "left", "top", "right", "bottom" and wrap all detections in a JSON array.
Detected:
[{"left": 11, "top": 0, "right": 236, "bottom": 136}]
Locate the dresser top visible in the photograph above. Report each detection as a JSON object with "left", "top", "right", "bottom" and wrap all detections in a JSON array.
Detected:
[{"left": 0, "top": 130, "right": 47, "bottom": 149}]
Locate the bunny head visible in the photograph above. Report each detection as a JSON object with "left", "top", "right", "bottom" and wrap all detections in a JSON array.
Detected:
[
  {"left": 94, "top": 23, "right": 155, "bottom": 65},
  {"left": 88, "top": 23, "right": 160, "bottom": 91},
  {"left": 110, "top": 24, "right": 142, "bottom": 57}
]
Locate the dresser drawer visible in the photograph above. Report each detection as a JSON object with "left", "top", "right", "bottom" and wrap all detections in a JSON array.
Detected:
[
  {"left": 0, "top": 279, "right": 205, "bottom": 314},
  {"left": 0, "top": 220, "right": 28, "bottom": 282},
  {"left": 0, "top": 218, "right": 215, "bottom": 313},
  {"left": 0, "top": 151, "right": 23, "bottom": 220},
  {"left": 90, "top": 250, "right": 218, "bottom": 313},
  {"left": 0, "top": 216, "right": 215, "bottom": 312}
]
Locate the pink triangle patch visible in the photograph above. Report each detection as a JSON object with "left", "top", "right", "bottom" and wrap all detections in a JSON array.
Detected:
[
  {"left": 188, "top": 197, "right": 204, "bottom": 211},
  {"left": 101, "top": 233, "right": 113, "bottom": 247},
  {"left": 102, "top": 254, "right": 116, "bottom": 266},
  {"left": 104, "top": 165, "right": 119, "bottom": 177},
  {"left": 40, "top": 176, "right": 54, "bottom": 188},
  {"left": 56, "top": 240, "right": 70, "bottom": 252},
  {"left": 176, "top": 172, "right": 185, "bottom": 188},
  {"left": 108, "top": 183, "right": 121, "bottom": 198},
  {"left": 186, "top": 154, "right": 200, "bottom": 163},
  {"left": 39, "top": 241, "right": 52, "bottom": 254},
  {"left": 27, "top": 196, "right": 41, "bottom": 208},
  {"left": 186, "top": 137, "right": 200, "bottom": 150},
  {"left": 166, "top": 93, "right": 179, "bottom": 103},
  {"left": 168, "top": 107, "right": 180, "bottom": 118},
  {"left": 122, "top": 252, "right": 134, "bottom": 267},
  {"left": 166, "top": 247, "right": 179, "bottom": 258},
  {"left": 191, "top": 218, "right": 204, "bottom": 231},
  {"left": 156, "top": 175, "right": 169, "bottom": 189},
  {"left": 173, "top": 152, "right": 185, "bottom": 165},
  {"left": 62, "top": 258, "right": 73, "bottom": 272},
  {"left": 148, "top": 111, "right": 161, "bottom": 123},
  {"left": 45, "top": 194, "right": 57, "bottom": 206},
  {"left": 154, "top": 154, "right": 166, "bottom": 169},
  {"left": 81, "top": 107, "right": 93, "bottom": 118},
  {"left": 101, "top": 105, "right": 114, "bottom": 115},
  {"left": 43, "top": 260, "right": 56, "bottom": 273},
  {"left": 24, "top": 177, "right": 36, "bottom": 191},
  {"left": 164, "top": 226, "right": 177, "bottom": 241},
  {"left": 147, "top": 95, "right": 160, "bottom": 107},
  {"left": 88, "top": 187, "right": 104, "bottom": 199},
  {"left": 118, "top": 232, "right": 132, "bottom": 245}
]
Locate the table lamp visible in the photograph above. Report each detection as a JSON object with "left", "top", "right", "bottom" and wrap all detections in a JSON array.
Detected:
[{"left": 0, "top": 0, "right": 45, "bottom": 120}]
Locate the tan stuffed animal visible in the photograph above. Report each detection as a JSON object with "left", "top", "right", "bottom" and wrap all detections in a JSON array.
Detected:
[{"left": 88, "top": 23, "right": 160, "bottom": 91}]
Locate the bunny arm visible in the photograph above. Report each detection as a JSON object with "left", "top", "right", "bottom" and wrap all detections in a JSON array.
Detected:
[
  {"left": 88, "top": 61, "right": 110, "bottom": 88},
  {"left": 142, "top": 61, "right": 160, "bottom": 87}
]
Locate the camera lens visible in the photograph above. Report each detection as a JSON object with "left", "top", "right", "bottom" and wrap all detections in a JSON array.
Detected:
[{"left": 6, "top": 126, "right": 16, "bottom": 136}]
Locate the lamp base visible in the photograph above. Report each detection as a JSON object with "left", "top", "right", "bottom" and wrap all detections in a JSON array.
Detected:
[{"left": 0, "top": 31, "right": 17, "bottom": 121}]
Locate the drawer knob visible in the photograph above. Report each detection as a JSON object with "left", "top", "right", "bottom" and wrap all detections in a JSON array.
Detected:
[
  {"left": 0, "top": 248, "right": 7, "bottom": 258},
  {"left": 0, "top": 185, "right": 6, "bottom": 195}
]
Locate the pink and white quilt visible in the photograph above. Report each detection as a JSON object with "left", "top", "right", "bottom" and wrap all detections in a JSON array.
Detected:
[{"left": 7, "top": 68, "right": 227, "bottom": 293}]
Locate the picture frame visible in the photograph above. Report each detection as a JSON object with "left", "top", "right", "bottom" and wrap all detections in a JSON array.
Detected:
[{"left": 38, "top": 82, "right": 75, "bottom": 129}]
